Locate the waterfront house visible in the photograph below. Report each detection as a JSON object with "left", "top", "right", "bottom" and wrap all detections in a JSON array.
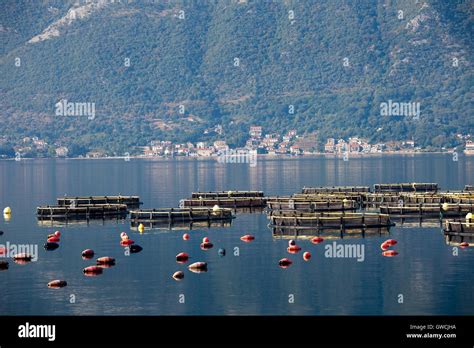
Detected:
[
  {"left": 249, "top": 126, "right": 262, "bottom": 139},
  {"left": 465, "top": 140, "right": 474, "bottom": 155}
]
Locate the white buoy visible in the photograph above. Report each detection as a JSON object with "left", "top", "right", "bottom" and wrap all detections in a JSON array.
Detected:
[
  {"left": 441, "top": 203, "right": 449, "bottom": 211},
  {"left": 212, "top": 205, "right": 220, "bottom": 212}
]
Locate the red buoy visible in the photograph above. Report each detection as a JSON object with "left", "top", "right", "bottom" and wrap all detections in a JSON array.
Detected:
[
  {"left": 380, "top": 242, "right": 390, "bottom": 251},
  {"left": 47, "top": 231, "right": 61, "bottom": 238},
  {"left": 176, "top": 252, "right": 189, "bottom": 263},
  {"left": 173, "top": 271, "right": 184, "bottom": 280},
  {"left": 279, "top": 258, "right": 292, "bottom": 268},
  {"left": 202, "top": 237, "right": 210, "bottom": 243},
  {"left": 287, "top": 245, "right": 302, "bottom": 253},
  {"left": 385, "top": 239, "right": 397, "bottom": 246},
  {"left": 240, "top": 234, "right": 255, "bottom": 242},
  {"left": 459, "top": 242, "right": 469, "bottom": 248},
  {"left": 47, "top": 236, "right": 60, "bottom": 243},
  {"left": 83, "top": 266, "right": 103, "bottom": 276},
  {"left": 81, "top": 249, "right": 94, "bottom": 259},
  {"left": 120, "top": 239, "right": 134, "bottom": 246},
  {"left": 303, "top": 252, "right": 311, "bottom": 261},
  {"left": 0, "top": 247, "right": 6, "bottom": 255},
  {"left": 382, "top": 250, "right": 399, "bottom": 257},
  {"left": 96, "top": 257, "right": 115, "bottom": 265},
  {"left": 311, "top": 237, "right": 324, "bottom": 244},
  {"left": 48, "top": 280, "right": 67, "bottom": 288},
  {"left": 183, "top": 233, "right": 190, "bottom": 240},
  {"left": 200, "top": 242, "right": 214, "bottom": 250}
]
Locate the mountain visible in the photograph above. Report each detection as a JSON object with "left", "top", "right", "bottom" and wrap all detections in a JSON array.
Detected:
[{"left": 0, "top": 0, "right": 473, "bottom": 156}]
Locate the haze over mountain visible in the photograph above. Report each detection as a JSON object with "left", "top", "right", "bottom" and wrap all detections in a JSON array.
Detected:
[{"left": 0, "top": 0, "right": 472, "bottom": 156}]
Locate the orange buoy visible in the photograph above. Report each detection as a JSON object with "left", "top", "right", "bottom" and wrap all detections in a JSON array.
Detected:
[
  {"left": 303, "top": 252, "right": 311, "bottom": 261},
  {"left": 380, "top": 242, "right": 390, "bottom": 251},
  {"left": 279, "top": 258, "right": 292, "bottom": 268},
  {"left": 176, "top": 252, "right": 189, "bottom": 263},
  {"left": 188, "top": 261, "right": 207, "bottom": 273},
  {"left": 172, "top": 271, "right": 184, "bottom": 280},
  {"left": 202, "top": 237, "right": 210, "bottom": 243},
  {"left": 120, "top": 239, "right": 134, "bottom": 246},
  {"left": 83, "top": 266, "right": 103, "bottom": 275},
  {"left": 47, "top": 236, "right": 60, "bottom": 243},
  {"left": 385, "top": 239, "right": 397, "bottom": 246},
  {"left": 240, "top": 234, "right": 255, "bottom": 242},
  {"left": 287, "top": 245, "right": 302, "bottom": 253},
  {"left": 200, "top": 242, "right": 214, "bottom": 250},
  {"left": 13, "top": 253, "right": 32, "bottom": 261},
  {"left": 311, "top": 237, "right": 324, "bottom": 244},
  {"left": 81, "top": 249, "right": 94, "bottom": 259},
  {"left": 47, "top": 231, "right": 61, "bottom": 239},
  {"left": 183, "top": 233, "right": 190, "bottom": 240},
  {"left": 382, "top": 250, "right": 399, "bottom": 257},
  {"left": 459, "top": 242, "right": 469, "bottom": 248},
  {"left": 48, "top": 280, "right": 67, "bottom": 288},
  {"left": 96, "top": 257, "right": 115, "bottom": 265}
]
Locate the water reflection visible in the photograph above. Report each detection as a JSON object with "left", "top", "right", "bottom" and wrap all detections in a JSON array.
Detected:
[{"left": 0, "top": 155, "right": 473, "bottom": 315}]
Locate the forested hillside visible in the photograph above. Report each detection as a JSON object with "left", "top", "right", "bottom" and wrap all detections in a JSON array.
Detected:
[{"left": 0, "top": 0, "right": 472, "bottom": 156}]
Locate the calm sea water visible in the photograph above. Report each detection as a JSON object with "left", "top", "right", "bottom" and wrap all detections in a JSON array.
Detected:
[{"left": 0, "top": 154, "right": 473, "bottom": 315}]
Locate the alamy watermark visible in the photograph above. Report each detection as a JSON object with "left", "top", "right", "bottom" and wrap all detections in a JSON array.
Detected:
[
  {"left": 217, "top": 149, "right": 257, "bottom": 167},
  {"left": 324, "top": 241, "right": 365, "bottom": 262},
  {"left": 18, "top": 322, "right": 55, "bottom": 341},
  {"left": 0, "top": 242, "right": 38, "bottom": 261},
  {"left": 380, "top": 100, "right": 420, "bottom": 120},
  {"left": 55, "top": 99, "right": 95, "bottom": 120}
]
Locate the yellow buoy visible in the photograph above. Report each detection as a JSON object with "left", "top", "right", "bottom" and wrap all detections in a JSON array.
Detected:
[
  {"left": 3, "top": 207, "right": 11, "bottom": 214},
  {"left": 441, "top": 203, "right": 449, "bottom": 211},
  {"left": 138, "top": 223, "right": 144, "bottom": 233},
  {"left": 3, "top": 213, "right": 11, "bottom": 222},
  {"left": 466, "top": 213, "right": 473, "bottom": 226}
]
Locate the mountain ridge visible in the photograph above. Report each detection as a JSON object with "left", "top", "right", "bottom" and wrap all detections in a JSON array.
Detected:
[{"left": 0, "top": 0, "right": 472, "bottom": 156}]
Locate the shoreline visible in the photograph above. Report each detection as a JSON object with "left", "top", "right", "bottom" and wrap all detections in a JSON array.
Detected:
[{"left": 1, "top": 151, "right": 472, "bottom": 161}]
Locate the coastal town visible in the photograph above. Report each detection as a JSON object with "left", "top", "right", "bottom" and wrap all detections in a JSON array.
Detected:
[
  {"left": 3, "top": 126, "right": 474, "bottom": 159},
  {"left": 139, "top": 127, "right": 474, "bottom": 158}
]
